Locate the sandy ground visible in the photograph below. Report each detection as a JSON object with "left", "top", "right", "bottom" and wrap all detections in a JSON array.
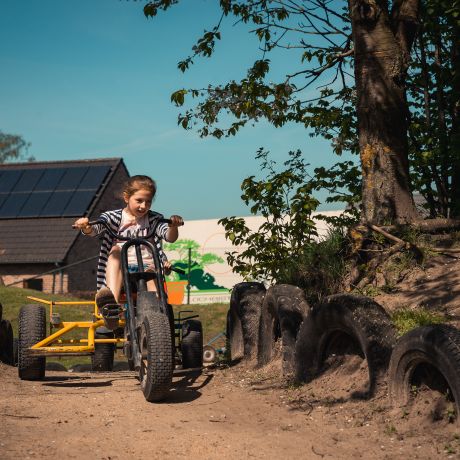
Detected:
[
  {"left": 2, "top": 254, "right": 460, "bottom": 459},
  {"left": 1, "top": 355, "right": 459, "bottom": 460}
]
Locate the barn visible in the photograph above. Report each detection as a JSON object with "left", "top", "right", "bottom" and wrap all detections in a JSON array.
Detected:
[{"left": 0, "top": 158, "right": 129, "bottom": 295}]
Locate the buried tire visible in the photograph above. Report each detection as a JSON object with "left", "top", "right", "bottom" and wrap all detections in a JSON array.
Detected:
[
  {"left": 295, "top": 294, "right": 396, "bottom": 397},
  {"left": 388, "top": 324, "right": 460, "bottom": 423},
  {"left": 258, "top": 284, "right": 310, "bottom": 374},
  {"left": 139, "top": 311, "right": 174, "bottom": 402},
  {"left": 91, "top": 328, "right": 115, "bottom": 371},
  {"left": 18, "top": 304, "right": 46, "bottom": 380},
  {"left": 227, "top": 282, "right": 266, "bottom": 361},
  {"left": 181, "top": 319, "right": 203, "bottom": 369}
]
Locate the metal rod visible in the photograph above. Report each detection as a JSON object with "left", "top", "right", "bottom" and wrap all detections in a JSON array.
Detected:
[
  {"left": 187, "top": 247, "right": 191, "bottom": 305},
  {"left": 5, "top": 255, "right": 98, "bottom": 287}
]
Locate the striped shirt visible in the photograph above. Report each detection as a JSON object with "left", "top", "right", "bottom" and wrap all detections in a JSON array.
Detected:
[{"left": 89, "top": 209, "right": 168, "bottom": 290}]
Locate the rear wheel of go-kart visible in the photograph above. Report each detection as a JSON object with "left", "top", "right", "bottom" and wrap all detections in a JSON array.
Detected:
[
  {"left": 91, "top": 329, "right": 115, "bottom": 372},
  {"left": 0, "top": 319, "right": 14, "bottom": 365},
  {"left": 18, "top": 304, "right": 46, "bottom": 380},
  {"left": 139, "top": 311, "right": 174, "bottom": 402},
  {"left": 181, "top": 319, "right": 203, "bottom": 369}
]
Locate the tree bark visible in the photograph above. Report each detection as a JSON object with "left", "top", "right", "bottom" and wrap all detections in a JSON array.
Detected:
[{"left": 349, "top": 0, "right": 419, "bottom": 224}]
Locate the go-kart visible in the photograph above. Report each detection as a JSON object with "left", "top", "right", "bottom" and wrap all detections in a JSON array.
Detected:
[{"left": 18, "top": 217, "right": 203, "bottom": 402}]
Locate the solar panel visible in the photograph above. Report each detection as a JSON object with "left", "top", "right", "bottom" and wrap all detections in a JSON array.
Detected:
[
  {"left": 0, "top": 163, "right": 112, "bottom": 219},
  {"left": 78, "top": 165, "right": 110, "bottom": 189},
  {"left": 0, "top": 193, "right": 9, "bottom": 210},
  {"left": 0, "top": 170, "right": 22, "bottom": 192},
  {"left": 55, "top": 167, "right": 88, "bottom": 190},
  {"left": 40, "top": 191, "right": 74, "bottom": 217},
  {"left": 17, "top": 191, "right": 52, "bottom": 217},
  {"left": 0, "top": 193, "right": 30, "bottom": 218},
  {"left": 34, "top": 168, "right": 65, "bottom": 191},
  {"left": 64, "top": 190, "right": 95, "bottom": 215},
  {"left": 13, "top": 169, "right": 44, "bottom": 192}
]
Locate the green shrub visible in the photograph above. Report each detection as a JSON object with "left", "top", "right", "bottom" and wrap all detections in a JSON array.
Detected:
[
  {"left": 391, "top": 307, "right": 447, "bottom": 336},
  {"left": 279, "top": 227, "right": 349, "bottom": 304}
]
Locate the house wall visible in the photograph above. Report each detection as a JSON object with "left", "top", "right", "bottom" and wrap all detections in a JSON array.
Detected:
[
  {"left": 0, "top": 163, "right": 130, "bottom": 296},
  {"left": 0, "top": 263, "right": 68, "bottom": 293}
]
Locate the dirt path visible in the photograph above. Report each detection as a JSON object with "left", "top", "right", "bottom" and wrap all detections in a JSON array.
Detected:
[{"left": 1, "top": 358, "right": 458, "bottom": 460}]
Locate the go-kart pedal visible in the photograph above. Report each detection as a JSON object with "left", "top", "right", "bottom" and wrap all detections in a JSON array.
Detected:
[
  {"left": 95, "top": 287, "right": 121, "bottom": 330},
  {"left": 100, "top": 303, "right": 122, "bottom": 330}
]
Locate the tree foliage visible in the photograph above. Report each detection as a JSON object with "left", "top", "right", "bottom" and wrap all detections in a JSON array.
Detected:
[
  {"left": 218, "top": 149, "right": 321, "bottom": 282},
  {"left": 407, "top": 0, "right": 460, "bottom": 217},
  {"left": 145, "top": 0, "right": 460, "bottom": 222},
  {"left": 0, "top": 131, "right": 33, "bottom": 163}
]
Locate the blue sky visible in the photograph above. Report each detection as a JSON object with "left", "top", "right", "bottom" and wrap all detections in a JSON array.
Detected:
[{"left": 0, "top": 0, "right": 347, "bottom": 220}]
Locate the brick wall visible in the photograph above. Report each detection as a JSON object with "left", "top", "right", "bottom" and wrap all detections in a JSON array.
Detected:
[{"left": 0, "top": 263, "right": 68, "bottom": 294}]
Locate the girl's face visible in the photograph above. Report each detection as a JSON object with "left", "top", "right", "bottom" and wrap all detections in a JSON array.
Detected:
[{"left": 124, "top": 188, "right": 153, "bottom": 218}]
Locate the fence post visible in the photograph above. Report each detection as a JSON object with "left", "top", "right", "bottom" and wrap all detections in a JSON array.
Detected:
[{"left": 187, "top": 247, "right": 191, "bottom": 305}]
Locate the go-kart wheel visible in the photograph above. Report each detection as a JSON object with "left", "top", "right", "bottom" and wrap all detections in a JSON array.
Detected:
[
  {"left": 203, "top": 345, "right": 217, "bottom": 364},
  {"left": 0, "top": 319, "right": 14, "bottom": 365},
  {"left": 18, "top": 304, "right": 46, "bottom": 380},
  {"left": 13, "top": 337, "right": 18, "bottom": 366},
  {"left": 181, "top": 319, "right": 203, "bottom": 369},
  {"left": 92, "top": 329, "right": 115, "bottom": 372},
  {"left": 139, "top": 311, "right": 173, "bottom": 402}
]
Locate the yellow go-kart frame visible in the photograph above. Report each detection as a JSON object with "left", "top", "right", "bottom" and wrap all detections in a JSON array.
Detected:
[{"left": 26, "top": 295, "right": 125, "bottom": 356}]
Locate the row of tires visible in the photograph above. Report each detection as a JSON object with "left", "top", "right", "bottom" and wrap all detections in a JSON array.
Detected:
[{"left": 226, "top": 283, "right": 460, "bottom": 419}]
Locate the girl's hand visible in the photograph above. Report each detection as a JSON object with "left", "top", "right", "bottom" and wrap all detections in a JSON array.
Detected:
[
  {"left": 74, "top": 217, "right": 89, "bottom": 229},
  {"left": 163, "top": 261, "right": 172, "bottom": 276},
  {"left": 73, "top": 217, "right": 92, "bottom": 234},
  {"left": 168, "top": 215, "right": 183, "bottom": 227}
]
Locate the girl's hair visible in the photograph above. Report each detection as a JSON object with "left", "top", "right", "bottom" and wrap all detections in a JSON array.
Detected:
[{"left": 123, "top": 175, "right": 157, "bottom": 198}]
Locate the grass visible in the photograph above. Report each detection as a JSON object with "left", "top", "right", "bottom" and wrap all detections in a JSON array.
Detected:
[
  {"left": 0, "top": 285, "right": 228, "bottom": 368},
  {"left": 391, "top": 306, "right": 447, "bottom": 337}
]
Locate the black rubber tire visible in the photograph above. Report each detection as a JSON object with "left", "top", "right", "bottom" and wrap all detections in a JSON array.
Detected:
[
  {"left": 124, "top": 328, "right": 135, "bottom": 371},
  {"left": 181, "top": 319, "right": 203, "bottom": 369},
  {"left": 18, "top": 304, "right": 46, "bottom": 380},
  {"left": 91, "top": 329, "right": 115, "bottom": 372},
  {"left": 388, "top": 324, "right": 460, "bottom": 421},
  {"left": 257, "top": 284, "right": 310, "bottom": 374},
  {"left": 227, "top": 282, "right": 266, "bottom": 361},
  {"left": 0, "top": 319, "right": 14, "bottom": 365},
  {"left": 13, "top": 337, "right": 19, "bottom": 366},
  {"left": 139, "top": 311, "right": 174, "bottom": 402},
  {"left": 295, "top": 294, "right": 397, "bottom": 397},
  {"left": 203, "top": 345, "right": 217, "bottom": 364}
]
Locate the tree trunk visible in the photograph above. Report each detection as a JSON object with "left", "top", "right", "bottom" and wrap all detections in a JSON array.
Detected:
[{"left": 349, "top": 0, "right": 418, "bottom": 224}]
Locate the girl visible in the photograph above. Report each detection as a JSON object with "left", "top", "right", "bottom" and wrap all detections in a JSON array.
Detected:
[{"left": 73, "top": 175, "right": 183, "bottom": 326}]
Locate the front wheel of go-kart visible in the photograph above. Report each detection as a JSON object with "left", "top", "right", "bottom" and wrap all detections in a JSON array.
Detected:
[
  {"left": 91, "top": 329, "right": 115, "bottom": 372},
  {"left": 181, "top": 319, "right": 203, "bottom": 369},
  {"left": 18, "top": 304, "right": 46, "bottom": 380},
  {"left": 139, "top": 311, "right": 174, "bottom": 402}
]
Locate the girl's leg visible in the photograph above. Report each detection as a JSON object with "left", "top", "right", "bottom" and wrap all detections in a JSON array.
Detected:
[{"left": 105, "top": 245, "right": 123, "bottom": 302}]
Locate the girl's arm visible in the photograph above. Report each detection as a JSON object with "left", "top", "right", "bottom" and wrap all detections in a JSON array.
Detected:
[{"left": 165, "top": 215, "right": 183, "bottom": 242}]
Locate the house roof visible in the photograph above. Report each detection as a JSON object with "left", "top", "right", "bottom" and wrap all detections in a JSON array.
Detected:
[
  {"left": 0, "top": 217, "right": 78, "bottom": 263},
  {"left": 0, "top": 158, "right": 127, "bottom": 264}
]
